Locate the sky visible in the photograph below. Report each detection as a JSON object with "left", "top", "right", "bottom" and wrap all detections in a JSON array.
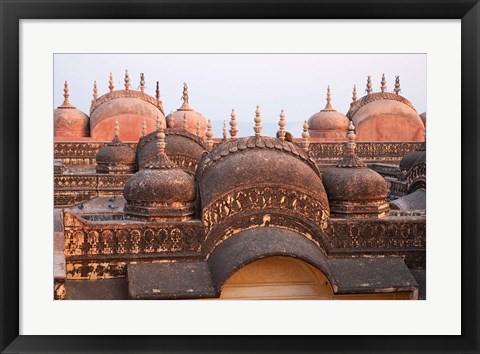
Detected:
[{"left": 54, "top": 54, "right": 426, "bottom": 137}]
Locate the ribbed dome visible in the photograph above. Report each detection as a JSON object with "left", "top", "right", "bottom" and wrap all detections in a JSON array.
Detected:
[
  {"left": 399, "top": 144, "right": 426, "bottom": 172},
  {"left": 123, "top": 126, "right": 197, "bottom": 221},
  {"left": 346, "top": 76, "right": 424, "bottom": 142},
  {"left": 95, "top": 121, "right": 136, "bottom": 174},
  {"left": 54, "top": 82, "right": 89, "bottom": 138},
  {"left": 89, "top": 72, "right": 165, "bottom": 141},
  {"left": 307, "top": 87, "right": 349, "bottom": 141},
  {"left": 165, "top": 83, "right": 207, "bottom": 138},
  {"left": 321, "top": 122, "right": 389, "bottom": 219}
]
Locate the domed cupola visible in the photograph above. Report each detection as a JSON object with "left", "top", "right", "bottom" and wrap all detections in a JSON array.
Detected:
[
  {"left": 54, "top": 81, "right": 90, "bottom": 138},
  {"left": 95, "top": 120, "right": 136, "bottom": 174},
  {"left": 307, "top": 86, "right": 349, "bottom": 141},
  {"left": 89, "top": 71, "right": 166, "bottom": 141},
  {"left": 322, "top": 121, "right": 389, "bottom": 219},
  {"left": 123, "top": 122, "right": 197, "bottom": 221},
  {"left": 165, "top": 83, "right": 207, "bottom": 138},
  {"left": 346, "top": 75, "right": 424, "bottom": 142}
]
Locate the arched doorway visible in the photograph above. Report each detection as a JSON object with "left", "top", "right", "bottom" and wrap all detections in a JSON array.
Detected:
[{"left": 220, "top": 256, "right": 333, "bottom": 300}]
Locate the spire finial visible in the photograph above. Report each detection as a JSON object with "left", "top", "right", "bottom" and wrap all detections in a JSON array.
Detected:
[
  {"left": 141, "top": 117, "right": 146, "bottom": 137},
  {"left": 140, "top": 73, "right": 145, "bottom": 93},
  {"left": 183, "top": 113, "right": 188, "bottom": 131},
  {"left": 156, "top": 121, "right": 166, "bottom": 156},
  {"left": 254, "top": 105, "right": 262, "bottom": 138},
  {"left": 58, "top": 81, "right": 74, "bottom": 108},
  {"left": 380, "top": 74, "right": 387, "bottom": 93},
  {"left": 346, "top": 121, "right": 357, "bottom": 155},
  {"left": 366, "top": 75, "right": 373, "bottom": 95},
  {"left": 156, "top": 81, "right": 160, "bottom": 102},
  {"left": 206, "top": 119, "right": 214, "bottom": 152},
  {"left": 229, "top": 109, "right": 238, "bottom": 139},
  {"left": 394, "top": 76, "right": 401, "bottom": 95},
  {"left": 324, "top": 85, "right": 334, "bottom": 110},
  {"left": 222, "top": 120, "right": 228, "bottom": 141},
  {"left": 92, "top": 80, "right": 98, "bottom": 101},
  {"left": 352, "top": 84, "right": 357, "bottom": 102},
  {"left": 301, "top": 120, "right": 310, "bottom": 152},
  {"left": 109, "top": 73, "right": 114, "bottom": 92},
  {"left": 124, "top": 70, "right": 130, "bottom": 90},
  {"left": 168, "top": 111, "right": 175, "bottom": 128},
  {"left": 182, "top": 83, "right": 189, "bottom": 104},
  {"left": 196, "top": 118, "right": 201, "bottom": 136},
  {"left": 114, "top": 119, "right": 120, "bottom": 140},
  {"left": 278, "top": 109, "right": 286, "bottom": 141},
  {"left": 336, "top": 120, "right": 366, "bottom": 168}
]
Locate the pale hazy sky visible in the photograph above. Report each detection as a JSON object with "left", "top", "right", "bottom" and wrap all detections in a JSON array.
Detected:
[{"left": 54, "top": 54, "right": 426, "bottom": 137}]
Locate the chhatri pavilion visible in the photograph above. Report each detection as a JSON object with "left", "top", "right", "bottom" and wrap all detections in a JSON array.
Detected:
[{"left": 53, "top": 71, "right": 426, "bottom": 300}]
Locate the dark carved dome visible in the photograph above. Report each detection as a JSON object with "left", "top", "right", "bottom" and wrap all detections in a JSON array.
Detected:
[
  {"left": 322, "top": 122, "right": 389, "bottom": 218},
  {"left": 137, "top": 128, "right": 207, "bottom": 174},
  {"left": 95, "top": 122, "right": 136, "bottom": 174},
  {"left": 54, "top": 82, "right": 90, "bottom": 138},
  {"left": 399, "top": 143, "right": 426, "bottom": 172},
  {"left": 123, "top": 127, "right": 197, "bottom": 221}
]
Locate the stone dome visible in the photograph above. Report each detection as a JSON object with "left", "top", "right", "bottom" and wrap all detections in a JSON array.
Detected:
[
  {"left": 165, "top": 83, "right": 207, "bottom": 138},
  {"left": 95, "top": 121, "right": 136, "bottom": 174},
  {"left": 346, "top": 76, "right": 424, "bottom": 142},
  {"left": 322, "top": 122, "right": 389, "bottom": 219},
  {"left": 308, "top": 87, "right": 349, "bottom": 141},
  {"left": 54, "top": 82, "right": 89, "bottom": 138},
  {"left": 399, "top": 144, "right": 426, "bottom": 172},
  {"left": 137, "top": 128, "right": 207, "bottom": 173},
  {"left": 123, "top": 126, "right": 197, "bottom": 221},
  {"left": 89, "top": 71, "right": 165, "bottom": 141}
]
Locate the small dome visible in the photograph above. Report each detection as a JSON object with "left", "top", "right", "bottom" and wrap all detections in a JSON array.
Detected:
[
  {"left": 54, "top": 82, "right": 89, "bottom": 138},
  {"left": 346, "top": 75, "right": 424, "bottom": 142},
  {"left": 96, "top": 121, "right": 136, "bottom": 174},
  {"left": 399, "top": 144, "right": 426, "bottom": 172},
  {"left": 307, "top": 87, "right": 349, "bottom": 141},
  {"left": 89, "top": 71, "right": 165, "bottom": 141},
  {"left": 419, "top": 112, "right": 426, "bottom": 124},
  {"left": 322, "top": 122, "right": 389, "bottom": 219},
  {"left": 124, "top": 125, "right": 197, "bottom": 221},
  {"left": 165, "top": 83, "right": 207, "bottom": 138}
]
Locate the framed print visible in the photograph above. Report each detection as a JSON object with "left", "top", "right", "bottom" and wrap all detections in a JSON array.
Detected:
[{"left": 1, "top": 0, "right": 479, "bottom": 353}]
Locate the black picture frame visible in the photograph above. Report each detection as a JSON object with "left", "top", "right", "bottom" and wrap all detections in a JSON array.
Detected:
[{"left": 1, "top": 0, "right": 478, "bottom": 353}]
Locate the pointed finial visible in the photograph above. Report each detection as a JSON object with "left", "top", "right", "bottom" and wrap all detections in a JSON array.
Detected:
[
  {"left": 141, "top": 117, "right": 146, "bottom": 137},
  {"left": 156, "top": 81, "right": 160, "bottom": 101},
  {"left": 352, "top": 84, "right": 357, "bottom": 102},
  {"left": 168, "top": 111, "right": 175, "bottom": 128},
  {"left": 222, "top": 120, "right": 228, "bottom": 141},
  {"left": 183, "top": 113, "right": 188, "bottom": 131},
  {"left": 124, "top": 70, "right": 130, "bottom": 90},
  {"left": 380, "top": 74, "right": 387, "bottom": 92},
  {"left": 278, "top": 109, "right": 286, "bottom": 141},
  {"left": 140, "top": 73, "right": 145, "bottom": 93},
  {"left": 92, "top": 81, "right": 98, "bottom": 101},
  {"left": 254, "top": 105, "right": 262, "bottom": 138},
  {"left": 205, "top": 119, "right": 214, "bottom": 152},
  {"left": 366, "top": 75, "right": 373, "bottom": 94},
  {"left": 182, "top": 83, "right": 189, "bottom": 104},
  {"left": 156, "top": 121, "right": 166, "bottom": 156},
  {"left": 323, "top": 86, "right": 334, "bottom": 111},
  {"left": 58, "top": 81, "right": 75, "bottom": 108},
  {"left": 109, "top": 73, "right": 114, "bottom": 92},
  {"left": 196, "top": 118, "right": 201, "bottom": 136},
  {"left": 394, "top": 76, "right": 401, "bottom": 95},
  {"left": 114, "top": 119, "right": 120, "bottom": 140},
  {"left": 229, "top": 109, "right": 238, "bottom": 139},
  {"left": 301, "top": 120, "right": 310, "bottom": 152}
]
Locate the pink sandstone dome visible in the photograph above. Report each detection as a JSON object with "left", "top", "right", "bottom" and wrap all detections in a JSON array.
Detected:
[
  {"left": 89, "top": 72, "right": 165, "bottom": 142},
  {"left": 54, "top": 82, "right": 90, "bottom": 138},
  {"left": 308, "top": 87, "right": 349, "bottom": 141},
  {"left": 346, "top": 75, "right": 424, "bottom": 142},
  {"left": 165, "top": 83, "right": 207, "bottom": 138}
]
